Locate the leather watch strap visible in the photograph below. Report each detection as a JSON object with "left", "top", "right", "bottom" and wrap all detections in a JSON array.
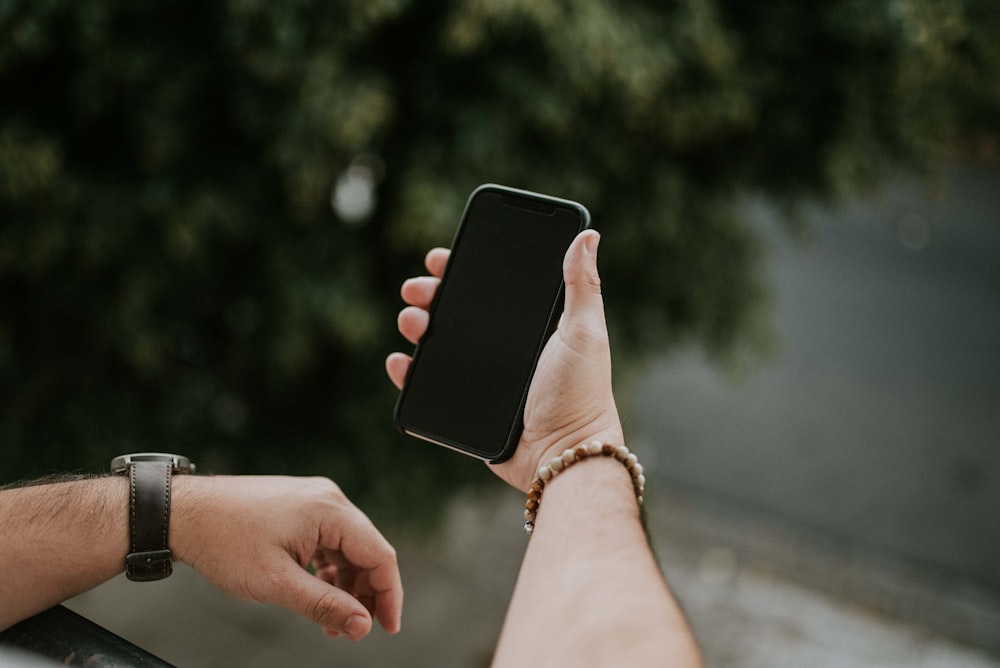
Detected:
[{"left": 125, "top": 460, "right": 174, "bottom": 582}]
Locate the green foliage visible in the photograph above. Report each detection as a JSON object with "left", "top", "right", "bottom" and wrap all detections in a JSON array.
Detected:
[{"left": 1, "top": 0, "right": 997, "bottom": 520}]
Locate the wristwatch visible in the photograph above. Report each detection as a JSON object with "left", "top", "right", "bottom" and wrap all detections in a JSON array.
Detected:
[{"left": 110, "top": 452, "right": 196, "bottom": 582}]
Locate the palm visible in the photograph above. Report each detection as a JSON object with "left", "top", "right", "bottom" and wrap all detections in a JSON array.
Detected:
[{"left": 490, "top": 294, "right": 623, "bottom": 492}]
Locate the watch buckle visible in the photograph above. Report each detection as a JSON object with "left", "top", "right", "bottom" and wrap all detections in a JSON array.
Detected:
[{"left": 125, "top": 549, "right": 173, "bottom": 582}]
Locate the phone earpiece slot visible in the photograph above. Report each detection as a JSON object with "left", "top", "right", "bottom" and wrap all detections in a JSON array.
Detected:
[{"left": 500, "top": 194, "right": 558, "bottom": 216}]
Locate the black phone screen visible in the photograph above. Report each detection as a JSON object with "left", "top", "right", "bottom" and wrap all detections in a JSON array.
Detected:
[{"left": 394, "top": 185, "right": 590, "bottom": 462}]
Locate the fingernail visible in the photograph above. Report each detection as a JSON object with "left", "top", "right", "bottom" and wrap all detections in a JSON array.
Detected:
[
  {"left": 345, "top": 614, "right": 369, "bottom": 640},
  {"left": 584, "top": 231, "right": 600, "bottom": 256}
]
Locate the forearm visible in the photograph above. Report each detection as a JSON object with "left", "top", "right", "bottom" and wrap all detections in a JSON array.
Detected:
[
  {"left": 0, "top": 477, "right": 128, "bottom": 630},
  {"left": 492, "top": 456, "right": 702, "bottom": 668}
]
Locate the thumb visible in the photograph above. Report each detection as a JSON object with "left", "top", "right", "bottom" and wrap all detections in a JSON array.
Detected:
[
  {"left": 562, "top": 230, "right": 606, "bottom": 332},
  {"left": 274, "top": 561, "right": 373, "bottom": 640}
]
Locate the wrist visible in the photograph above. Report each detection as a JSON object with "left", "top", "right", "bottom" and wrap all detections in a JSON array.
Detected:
[
  {"left": 523, "top": 439, "right": 644, "bottom": 536},
  {"left": 528, "top": 452, "right": 642, "bottom": 538},
  {"left": 521, "top": 421, "right": 626, "bottom": 493},
  {"left": 167, "top": 474, "right": 206, "bottom": 567},
  {"left": 535, "top": 427, "right": 626, "bottom": 469},
  {"left": 110, "top": 452, "right": 195, "bottom": 581}
]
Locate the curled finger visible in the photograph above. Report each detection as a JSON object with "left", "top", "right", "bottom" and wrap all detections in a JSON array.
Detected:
[
  {"left": 425, "top": 248, "right": 449, "bottom": 277},
  {"left": 397, "top": 306, "right": 429, "bottom": 345},
  {"left": 271, "top": 560, "right": 374, "bottom": 640},
  {"left": 321, "top": 508, "right": 404, "bottom": 635},
  {"left": 386, "top": 352, "right": 412, "bottom": 389},
  {"left": 401, "top": 276, "right": 440, "bottom": 308}
]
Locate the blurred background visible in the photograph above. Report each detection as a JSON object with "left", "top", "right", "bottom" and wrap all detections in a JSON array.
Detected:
[{"left": 2, "top": 0, "right": 999, "bottom": 665}]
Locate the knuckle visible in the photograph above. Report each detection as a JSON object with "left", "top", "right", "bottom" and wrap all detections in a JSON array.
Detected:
[
  {"left": 308, "top": 589, "right": 346, "bottom": 627},
  {"left": 306, "top": 476, "right": 344, "bottom": 498},
  {"left": 582, "top": 268, "right": 603, "bottom": 294},
  {"left": 369, "top": 542, "right": 398, "bottom": 569},
  {"left": 567, "top": 267, "right": 602, "bottom": 294},
  {"left": 299, "top": 477, "right": 350, "bottom": 516}
]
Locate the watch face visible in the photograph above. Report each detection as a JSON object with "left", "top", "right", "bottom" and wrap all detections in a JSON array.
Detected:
[{"left": 110, "top": 452, "right": 195, "bottom": 474}]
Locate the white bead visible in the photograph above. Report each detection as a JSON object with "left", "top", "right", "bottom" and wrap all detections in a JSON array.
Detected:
[
  {"left": 631, "top": 462, "right": 644, "bottom": 477},
  {"left": 627, "top": 453, "right": 638, "bottom": 466},
  {"left": 539, "top": 466, "right": 552, "bottom": 481},
  {"left": 560, "top": 450, "right": 576, "bottom": 466},
  {"left": 550, "top": 457, "right": 565, "bottom": 472},
  {"left": 637, "top": 496, "right": 644, "bottom": 506},
  {"left": 587, "top": 440, "right": 603, "bottom": 455},
  {"left": 636, "top": 474, "right": 646, "bottom": 488}
]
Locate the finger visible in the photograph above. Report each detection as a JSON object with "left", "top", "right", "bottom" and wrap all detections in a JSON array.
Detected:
[
  {"left": 313, "top": 549, "right": 348, "bottom": 584},
  {"left": 425, "top": 248, "right": 449, "bottom": 277},
  {"left": 561, "top": 230, "right": 608, "bottom": 343},
  {"left": 400, "top": 276, "right": 440, "bottom": 308},
  {"left": 314, "top": 546, "right": 350, "bottom": 572},
  {"left": 273, "top": 561, "right": 374, "bottom": 640},
  {"left": 331, "top": 514, "right": 404, "bottom": 635},
  {"left": 385, "top": 352, "right": 412, "bottom": 389},
  {"left": 314, "top": 561, "right": 340, "bottom": 582},
  {"left": 397, "top": 305, "right": 429, "bottom": 345},
  {"left": 366, "top": 559, "right": 404, "bottom": 634}
]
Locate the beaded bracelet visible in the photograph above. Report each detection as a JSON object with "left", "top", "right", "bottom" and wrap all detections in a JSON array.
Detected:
[{"left": 523, "top": 440, "right": 646, "bottom": 535}]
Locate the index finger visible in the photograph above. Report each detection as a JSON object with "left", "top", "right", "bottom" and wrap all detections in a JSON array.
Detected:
[
  {"left": 327, "top": 510, "right": 404, "bottom": 634},
  {"left": 365, "top": 554, "right": 404, "bottom": 633}
]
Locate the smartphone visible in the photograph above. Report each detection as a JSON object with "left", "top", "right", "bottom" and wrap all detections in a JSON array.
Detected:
[{"left": 394, "top": 184, "right": 591, "bottom": 463}]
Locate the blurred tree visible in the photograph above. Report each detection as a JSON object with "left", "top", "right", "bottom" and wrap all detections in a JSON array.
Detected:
[{"left": 1, "top": 0, "right": 997, "bottom": 522}]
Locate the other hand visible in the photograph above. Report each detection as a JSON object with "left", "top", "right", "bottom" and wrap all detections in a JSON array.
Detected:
[{"left": 170, "top": 475, "right": 403, "bottom": 640}]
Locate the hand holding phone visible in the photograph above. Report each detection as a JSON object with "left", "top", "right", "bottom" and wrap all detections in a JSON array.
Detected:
[
  {"left": 392, "top": 185, "right": 590, "bottom": 463},
  {"left": 389, "top": 188, "right": 625, "bottom": 489}
]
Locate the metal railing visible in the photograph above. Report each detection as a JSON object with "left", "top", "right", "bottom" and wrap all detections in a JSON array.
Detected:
[{"left": 0, "top": 605, "right": 172, "bottom": 667}]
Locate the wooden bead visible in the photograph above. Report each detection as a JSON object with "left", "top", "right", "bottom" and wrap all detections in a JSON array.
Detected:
[{"left": 523, "top": 440, "right": 646, "bottom": 536}]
